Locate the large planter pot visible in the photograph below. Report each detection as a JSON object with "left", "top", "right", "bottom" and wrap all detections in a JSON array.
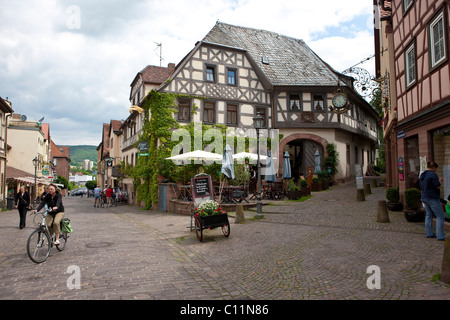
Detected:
[
  {"left": 287, "top": 190, "right": 301, "bottom": 200},
  {"left": 311, "top": 183, "right": 323, "bottom": 191},
  {"left": 198, "top": 213, "right": 229, "bottom": 229},
  {"left": 404, "top": 209, "right": 425, "bottom": 222},
  {"left": 301, "top": 188, "right": 311, "bottom": 197},
  {"left": 387, "top": 201, "right": 403, "bottom": 211}
]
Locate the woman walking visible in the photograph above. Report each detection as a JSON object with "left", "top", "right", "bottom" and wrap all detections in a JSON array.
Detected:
[{"left": 14, "top": 186, "right": 30, "bottom": 229}]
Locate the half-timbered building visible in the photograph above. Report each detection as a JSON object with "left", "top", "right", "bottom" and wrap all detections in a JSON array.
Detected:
[
  {"left": 159, "top": 22, "right": 380, "bottom": 182},
  {"left": 375, "top": 0, "right": 450, "bottom": 200}
]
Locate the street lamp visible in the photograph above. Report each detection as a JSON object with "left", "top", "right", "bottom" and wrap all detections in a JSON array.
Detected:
[
  {"left": 253, "top": 112, "right": 264, "bottom": 218},
  {"left": 32, "top": 157, "right": 40, "bottom": 208}
]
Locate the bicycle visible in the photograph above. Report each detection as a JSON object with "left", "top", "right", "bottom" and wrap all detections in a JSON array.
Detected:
[{"left": 27, "top": 208, "right": 69, "bottom": 264}]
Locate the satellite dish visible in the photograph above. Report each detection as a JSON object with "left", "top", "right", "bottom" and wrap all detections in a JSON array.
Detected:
[{"left": 21, "top": 115, "right": 27, "bottom": 121}]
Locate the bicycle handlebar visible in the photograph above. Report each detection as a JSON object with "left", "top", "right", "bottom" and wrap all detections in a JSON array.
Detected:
[{"left": 31, "top": 208, "right": 53, "bottom": 216}]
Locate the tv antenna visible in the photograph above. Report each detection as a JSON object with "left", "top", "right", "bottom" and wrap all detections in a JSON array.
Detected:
[{"left": 154, "top": 42, "right": 163, "bottom": 67}]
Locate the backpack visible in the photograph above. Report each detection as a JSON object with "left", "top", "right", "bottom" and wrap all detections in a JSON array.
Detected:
[{"left": 60, "top": 218, "right": 73, "bottom": 233}]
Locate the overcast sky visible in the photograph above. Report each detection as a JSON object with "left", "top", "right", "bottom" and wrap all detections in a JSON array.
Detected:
[{"left": 0, "top": 0, "right": 376, "bottom": 146}]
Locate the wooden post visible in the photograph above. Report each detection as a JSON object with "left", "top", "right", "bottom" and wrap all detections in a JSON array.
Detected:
[
  {"left": 441, "top": 238, "right": 450, "bottom": 284},
  {"left": 356, "top": 189, "right": 365, "bottom": 201},
  {"left": 364, "top": 183, "right": 372, "bottom": 195},
  {"left": 377, "top": 200, "right": 390, "bottom": 223}
]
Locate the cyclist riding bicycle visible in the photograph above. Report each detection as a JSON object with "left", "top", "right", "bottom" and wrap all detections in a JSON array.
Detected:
[{"left": 33, "top": 184, "right": 65, "bottom": 245}]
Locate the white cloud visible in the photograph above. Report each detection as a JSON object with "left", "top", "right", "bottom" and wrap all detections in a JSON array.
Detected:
[{"left": 0, "top": 0, "right": 376, "bottom": 145}]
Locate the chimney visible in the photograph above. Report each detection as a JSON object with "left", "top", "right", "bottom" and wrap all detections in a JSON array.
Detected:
[{"left": 4, "top": 97, "right": 12, "bottom": 107}]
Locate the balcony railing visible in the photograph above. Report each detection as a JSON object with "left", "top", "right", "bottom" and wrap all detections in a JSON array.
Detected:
[{"left": 122, "top": 130, "right": 141, "bottom": 150}]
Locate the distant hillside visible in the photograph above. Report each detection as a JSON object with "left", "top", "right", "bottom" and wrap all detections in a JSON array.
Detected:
[{"left": 67, "top": 145, "right": 97, "bottom": 165}]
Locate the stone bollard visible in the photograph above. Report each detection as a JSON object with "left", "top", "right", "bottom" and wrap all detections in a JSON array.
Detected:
[
  {"left": 356, "top": 189, "right": 365, "bottom": 201},
  {"left": 364, "top": 183, "right": 372, "bottom": 195},
  {"left": 377, "top": 200, "right": 390, "bottom": 223},
  {"left": 235, "top": 205, "right": 245, "bottom": 224},
  {"left": 441, "top": 238, "right": 450, "bottom": 284}
]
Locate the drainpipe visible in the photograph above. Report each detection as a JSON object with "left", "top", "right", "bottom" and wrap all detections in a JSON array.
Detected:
[{"left": 3, "top": 113, "right": 12, "bottom": 206}]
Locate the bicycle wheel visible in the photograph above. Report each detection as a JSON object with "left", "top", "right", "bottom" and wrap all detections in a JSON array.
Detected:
[
  {"left": 27, "top": 228, "right": 51, "bottom": 263},
  {"left": 56, "top": 232, "right": 68, "bottom": 251}
]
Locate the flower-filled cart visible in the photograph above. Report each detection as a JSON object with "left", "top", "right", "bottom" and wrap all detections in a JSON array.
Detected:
[{"left": 194, "top": 200, "right": 230, "bottom": 242}]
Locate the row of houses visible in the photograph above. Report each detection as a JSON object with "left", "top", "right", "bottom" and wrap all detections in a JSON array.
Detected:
[
  {"left": 0, "top": 97, "right": 71, "bottom": 206},
  {"left": 375, "top": 0, "right": 450, "bottom": 202},
  {"left": 97, "top": 22, "right": 381, "bottom": 206}
]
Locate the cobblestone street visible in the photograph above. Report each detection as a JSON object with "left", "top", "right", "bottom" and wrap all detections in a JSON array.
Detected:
[{"left": 0, "top": 181, "right": 449, "bottom": 302}]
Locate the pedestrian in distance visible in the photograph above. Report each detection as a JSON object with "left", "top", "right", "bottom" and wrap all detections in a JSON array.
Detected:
[
  {"left": 419, "top": 161, "right": 446, "bottom": 241},
  {"left": 40, "top": 185, "right": 49, "bottom": 201},
  {"left": 34, "top": 184, "right": 65, "bottom": 245},
  {"left": 106, "top": 186, "right": 113, "bottom": 207},
  {"left": 14, "top": 185, "right": 30, "bottom": 229},
  {"left": 93, "top": 185, "right": 101, "bottom": 207}
]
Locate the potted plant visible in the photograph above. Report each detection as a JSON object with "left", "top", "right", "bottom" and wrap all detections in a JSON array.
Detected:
[
  {"left": 194, "top": 200, "right": 226, "bottom": 217},
  {"left": 317, "top": 170, "right": 331, "bottom": 189},
  {"left": 299, "top": 179, "right": 310, "bottom": 196},
  {"left": 404, "top": 188, "right": 425, "bottom": 222},
  {"left": 386, "top": 187, "right": 403, "bottom": 211},
  {"left": 324, "top": 143, "right": 339, "bottom": 185},
  {"left": 287, "top": 179, "right": 301, "bottom": 200},
  {"left": 311, "top": 177, "right": 323, "bottom": 191}
]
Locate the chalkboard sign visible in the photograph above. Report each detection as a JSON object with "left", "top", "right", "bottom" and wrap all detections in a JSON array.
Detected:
[
  {"left": 232, "top": 188, "right": 246, "bottom": 201},
  {"left": 192, "top": 175, "right": 212, "bottom": 198}
]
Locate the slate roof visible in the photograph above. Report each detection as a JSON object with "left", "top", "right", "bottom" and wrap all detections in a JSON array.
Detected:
[
  {"left": 202, "top": 22, "right": 344, "bottom": 87},
  {"left": 130, "top": 64, "right": 175, "bottom": 87}
]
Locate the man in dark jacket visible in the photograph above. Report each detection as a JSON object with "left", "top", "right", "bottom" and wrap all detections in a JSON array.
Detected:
[{"left": 419, "top": 161, "right": 445, "bottom": 240}]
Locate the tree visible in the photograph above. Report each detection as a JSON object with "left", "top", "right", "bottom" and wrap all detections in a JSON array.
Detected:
[
  {"left": 85, "top": 180, "right": 97, "bottom": 190},
  {"left": 54, "top": 175, "right": 69, "bottom": 190}
]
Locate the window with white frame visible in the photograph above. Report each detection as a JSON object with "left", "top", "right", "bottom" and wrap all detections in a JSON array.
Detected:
[
  {"left": 403, "top": 0, "right": 413, "bottom": 13},
  {"left": 429, "top": 10, "right": 447, "bottom": 68},
  {"left": 289, "top": 94, "right": 301, "bottom": 111},
  {"left": 405, "top": 41, "right": 416, "bottom": 88},
  {"left": 205, "top": 65, "right": 216, "bottom": 82}
]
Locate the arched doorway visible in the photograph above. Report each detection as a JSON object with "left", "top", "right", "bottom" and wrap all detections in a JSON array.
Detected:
[{"left": 279, "top": 134, "right": 328, "bottom": 181}]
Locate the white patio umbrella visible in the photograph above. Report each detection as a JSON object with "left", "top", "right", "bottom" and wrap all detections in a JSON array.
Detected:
[
  {"left": 282, "top": 151, "right": 292, "bottom": 179},
  {"left": 314, "top": 149, "right": 321, "bottom": 173},
  {"left": 264, "top": 150, "right": 276, "bottom": 182},
  {"left": 219, "top": 144, "right": 234, "bottom": 203},
  {"left": 232, "top": 152, "right": 268, "bottom": 161},
  {"left": 221, "top": 144, "right": 235, "bottom": 179},
  {"left": 166, "top": 149, "right": 222, "bottom": 164}
]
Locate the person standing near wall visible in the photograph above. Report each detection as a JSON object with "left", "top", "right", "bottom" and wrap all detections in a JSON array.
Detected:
[{"left": 420, "top": 161, "right": 446, "bottom": 241}]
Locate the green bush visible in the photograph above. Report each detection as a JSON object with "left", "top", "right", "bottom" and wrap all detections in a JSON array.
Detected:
[
  {"left": 386, "top": 187, "right": 399, "bottom": 203},
  {"left": 299, "top": 179, "right": 308, "bottom": 188},
  {"left": 405, "top": 188, "right": 421, "bottom": 210},
  {"left": 288, "top": 179, "right": 299, "bottom": 191}
]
